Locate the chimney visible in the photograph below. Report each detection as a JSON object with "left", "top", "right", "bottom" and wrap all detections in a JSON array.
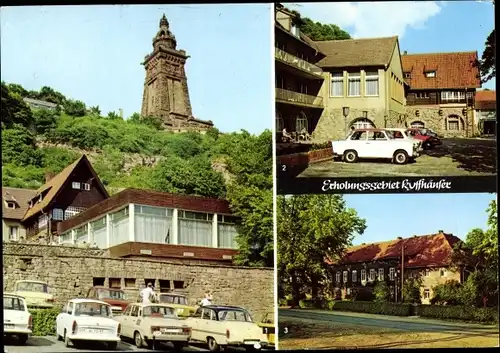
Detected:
[
  {"left": 403, "top": 50, "right": 408, "bottom": 55},
  {"left": 119, "top": 108, "right": 123, "bottom": 119},
  {"left": 45, "top": 172, "right": 56, "bottom": 183}
]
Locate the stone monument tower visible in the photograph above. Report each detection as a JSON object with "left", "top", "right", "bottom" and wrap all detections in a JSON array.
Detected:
[{"left": 141, "top": 14, "right": 213, "bottom": 132}]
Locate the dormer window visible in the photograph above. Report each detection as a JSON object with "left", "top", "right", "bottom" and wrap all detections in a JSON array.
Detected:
[
  {"left": 425, "top": 71, "right": 436, "bottom": 78},
  {"left": 72, "top": 182, "right": 81, "bottom": 190},
  {"left": 6, "top": 201, "right": 16, "bottom": 209},
  {"left": 291, "top": 23, "right": 300, "bottom": 37},
  {"left": 404, "top": 72, "right": 411, "bottom": 79}
]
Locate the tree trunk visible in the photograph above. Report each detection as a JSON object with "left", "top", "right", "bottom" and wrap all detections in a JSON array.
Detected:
[{"left": 291, "top": 272, "right": 300, "bottom": 307}]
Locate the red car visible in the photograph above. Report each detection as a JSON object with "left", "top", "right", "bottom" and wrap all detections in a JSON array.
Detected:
[
  {"left": 86, "top": 286, "right": 132, "bottom": 314},
  {"left": 406, "top": 128, "right": 441, "bottom": 150}
]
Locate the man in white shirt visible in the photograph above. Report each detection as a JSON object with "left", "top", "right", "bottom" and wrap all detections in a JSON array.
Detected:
[
  {"left": 200, "top": 292, "right": 212, "bottom": 306},
  {"left": 140, "top": 283, "right": 155, "bottom": 304}
]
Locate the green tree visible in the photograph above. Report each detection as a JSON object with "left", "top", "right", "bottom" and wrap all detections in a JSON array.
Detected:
[
  {"left": 1, "top": 125, "right": 42, "bottom": 166},
  {"left": 64, "top": 99, "right": 86, "bottom": 117},
  {"left": 7, "top": 83, "right": 29, "bottom": 98},
  {"left": 37, "top": 86, "right": 67, "bottom": 106},
  {"left": 140, "top": 115, "right": 163, "bottom": 130},
  {"left": 32, "top": 108, "right": 58, "bottom": 134},
  {"left": 278, "top": 194, "right": 366, "bottom": 305},
  {"left": 89, "top": 105, "right": 101, "bottom": 116},
  {"left": 1, "top": 82, "right": 34, "bottom": 129},
  {"left": 431, "top": 280, "right": 461, "bottom": 305},
  {"left": 475, "top": 29, "right": 495, "bottom": 83},
  {"left": 374, "top": 281, "right": 390, "bottom": 302},
  {"left": 107, "top": 111, "right": 122, "bottom": 120},
  {"left": 129, "top": 112, "right": 141, "bottom": 123},
  {"left": 402, "top": 277, "right": 422, "bottom": 304}
]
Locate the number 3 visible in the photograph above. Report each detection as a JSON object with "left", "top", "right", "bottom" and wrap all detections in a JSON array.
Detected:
[{"left": 283, "top": 327, "right": 288, "bottom": 334}]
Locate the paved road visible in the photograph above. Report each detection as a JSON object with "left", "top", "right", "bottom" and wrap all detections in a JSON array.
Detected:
[
  {"left": 279, "top": 309, "right": 499, "bottom": 334},
  {"left": 3, "top": 336, "right": 207, "bottom": 353},
  {"left": 294, "top": 138, "right": 496, "bottom": 178}
]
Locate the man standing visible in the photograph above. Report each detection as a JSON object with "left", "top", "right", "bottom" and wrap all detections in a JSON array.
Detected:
[
  {"left": 200, "top": 292, "right": 212, "bottom": 306},
  {"left": 140, "top": 282, "right": 155, "bottom": 304}
]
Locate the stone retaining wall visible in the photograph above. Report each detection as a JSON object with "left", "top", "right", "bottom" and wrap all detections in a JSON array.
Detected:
[
  {"left": 278, "top": 148, "right": 333, "bottom": 167},
  {"left": 2, "top": 243, "right": 274, "bottom": 320}
]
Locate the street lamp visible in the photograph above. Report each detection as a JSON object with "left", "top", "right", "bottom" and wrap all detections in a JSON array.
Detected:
[{"left": 342, "top": 106, "right": 350, "bottom": 135}]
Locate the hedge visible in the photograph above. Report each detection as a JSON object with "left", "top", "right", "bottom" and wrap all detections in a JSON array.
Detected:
[
  {"left": 332, "top": 300, "right": 412, "bottom": 317},
  {"left": 31, "top": 308, "right": 60, "bottom": 336},
  {"left": 418, "top": 304, "right": 498, "bottom": 324}
]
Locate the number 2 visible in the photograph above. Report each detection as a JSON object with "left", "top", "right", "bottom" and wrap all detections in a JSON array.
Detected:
[{"left": 281, "top": 164, "right": 287, "bottom": 171}]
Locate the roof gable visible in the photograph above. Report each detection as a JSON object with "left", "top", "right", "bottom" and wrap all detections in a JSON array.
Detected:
[
  {"left": 401, "top": 51, "right": 481, "bottom": 90},
  {"left": 315, "top": 36, "right": 398, "bottom": 68},
  {"left": 22, "top": 155, "right": 109, "bottom": 221},
  {"left": 2, "top": 187, "right": 37, "bottom": 220},
  {"left": 327, "top": 233, "right": 461, "bottom": 268}
]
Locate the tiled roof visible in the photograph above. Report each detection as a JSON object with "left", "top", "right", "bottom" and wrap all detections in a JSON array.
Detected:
[
  {"left": 315, "top": 36, "right": 398, "bottom": 68},
  {"left": 326, "top": 232, "right": 462, "bottom": 268},
  {"left": 2, "top": 187, "right": 37, "bottom": 220},
  {"left": 22, "top": 155, "right": 108, "bottom": 221},
  {"left": 401, "top": 52, "right": 481, "bottom": 90},
  {"left": 475, "top": 90, "right": 496, "bottom": 110}
]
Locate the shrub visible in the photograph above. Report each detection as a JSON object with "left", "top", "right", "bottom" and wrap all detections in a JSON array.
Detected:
[
  {"left": 31, "top": 308, "right": 60, "bottom": 336},
  {"left": 431, "top": 280, "right": 462, "bottom": 305},
  {"left": 418, "top": 304, "right": 498, "bottom": 324},
  {"left": 332, "top": 300, "right": 411, "bottom": 316},
  {"left": 373, "top": 281, "right": 390, "bottom": 302},
  {"left": 352, "top": 287, "right": 375, "bottom": 302}
]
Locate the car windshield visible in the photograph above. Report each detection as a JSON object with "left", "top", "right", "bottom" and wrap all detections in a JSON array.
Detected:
[
  {"left": 97, "top": 289, "right": 125, "bottom": 300},
  {"left": 74, "top": 302, "right": 111, "bottom": 317},
  {"left": 159, "top": 295, "right": 188, "bottom": 305},
  {"left": 218, "top": 309, "right": 253, "bottom": 322},
  {"left": 16, "top": 282, "right": 48, "bottom": 293},
  {"left": 4, "top": 296, "right": 26, "bottom": 311},
  {"left": 143, "top": 305, "right": 177, "bottom": 318},
  {"left": 387, "top": 130, "right": 405, "bottom": 139}
]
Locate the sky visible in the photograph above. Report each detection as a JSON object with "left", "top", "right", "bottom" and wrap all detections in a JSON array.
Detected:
[
  {"left": 0, "top": 4, "right": 272, "bottom": 134},
  {"left": 290, "top": 1, "right": 496, "bottom": 89},
  {"left": 343, "top": 193, "right": 496, "bottom": 245}
]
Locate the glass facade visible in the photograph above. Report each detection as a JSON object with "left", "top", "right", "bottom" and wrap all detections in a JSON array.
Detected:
[
  {"left": 109, "top": 207, "right": 129, "bottom": 247},
  {"left": 90, "top": 217, "right": 106, "bottom": 248},
  {"left": 178, "top": 210, "right": 212, "bottom": 247},
  {"left": 134, "top": 205, "right": 173, "bottom": 244}
]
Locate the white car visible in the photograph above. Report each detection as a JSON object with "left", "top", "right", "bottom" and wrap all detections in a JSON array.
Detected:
[
  {"left": 114, "top": 303, "right": 191, "bottom": 349},
  {"left": 384, "top": 128, "right": 423, "bottom": 151},
  {"left": 186, "top": 305, "right": 269, "bottom": 352},
  {"left": 13, "top": 280, "right": 55, "bottom": 309},
  {"left": 3, "top": 293, "right": 32, "bottom": 344},
  {"left": 331, "top": 128, "right": 419, "bottom": 164},
  {"left": 55, "top": 299, "right": 121, "bottom": 349}
]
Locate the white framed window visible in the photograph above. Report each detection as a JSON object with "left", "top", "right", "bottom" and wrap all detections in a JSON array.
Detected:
[
  {"left": 72, "top": 182, "right": 81, "bottom": 190},
  {"left": 447, "top": 116, "right": 462, "bottom": 131},
  {"left": 348, "top": 72, "right": 361, "bottom": 96},
  {"left": 291, "top": 23, "right": 299, "bottom": 37},
  {"left": 38, "top": 215, "right": 48, "bottom": 229},
  {"left": 6, "top": 201, "right": 16, "bottom": 209},
  {"left": 410, "top": 121, "right": 425, "bottom": 129},
  {"left": 343, "top": 271, "right": 348, "bottom": 283},
  {"left": 365, "top": 71, "right": 379, "bottom": 96},
  {"left": 134, "top": 205, "right": 173, "bottom": 245},
  {"left": 352, "top": 270, "right": 357, "bottom": 282},
  {"left": 58, "top": 232, "right": 73, "bottom": 244},
  {"left": 351, "top": 119, "right": 374, "bottom": 130},
  {"left": 389, "top": 267, "right": 395, "bottom": 280},
  {"left": 424, "top": 289, "right": 430, "bottom": 299},
  {"left": 178, "top": 210, "right": 213, "bottom": 247},
  {"left": 52, "top": 208, "right": 64, "bottom": 221},
  {"left": 378, "top": 268, "right": 384, "bottom": 281},
  {"left": 369, "top": 269, "right": 376, "bottom": 281},
  {"left": 425, "top": 268, "right": 430, "bottom": 277},
  {"left": 336, "top": 271, "right": 341, "bottom": 283},
  {"left": 361, "top": 269, "right": 366, "bottom": 281},
  {"left": 416, "top": 92, "right": 429, "bottom": 98},
  {"left": 330, "top": 72, "right": 344, "bottom": 97},
  {"left": 90, "top": 217, "right": 107, "bottom": 249},
  {"left": 110, "top": 208, "right": 130, "bottom": 247},
  {"left": 425, "top": 71, "right": 436, "bottom": 78},
  {"left": 296, "top": 112, "right": 308, "bottom": 133},
  {"left": 64, "top": 206, "right": 86, "bottom": 220},
  {"left": 75, "top": 224, "right": 88, "bottom": 244},
  {"left": 441, "top": 91, "right": 465, "bottom": 101},
  {"left": 9, "top": 226, "right": 18, "bottom": 241},
  {"left": 82, "top": 183, "right": 91, "bottom": 191},
  {"left": 218, "top": 215, "right": 238, "bottom": 249}
]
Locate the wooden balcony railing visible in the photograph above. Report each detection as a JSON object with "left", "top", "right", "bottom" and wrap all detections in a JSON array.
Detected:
[
  {"left": 275, "top": 47, "right": 323, "bottom": 77},
  {"left": 276, "top": 88, "right": 324, "bottom": 107}
]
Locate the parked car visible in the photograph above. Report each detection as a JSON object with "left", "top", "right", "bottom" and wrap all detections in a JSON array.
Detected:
[
  {"left": 421, "top": 128, "right": 440, "bottom": 138},
  {"left": 258, "top": 312, "right": 275, "bottom": 347},
  {"left": 13, "top": 280, "right": 54, "bottom": 309},
  {"left": 186, "top": 305, "right": 269, "bottom": 352},
  {"left": 154, "top": 292, "right": 196, "bottom": 318},
  {"left": 3, "top": 293, "right": 33, "bottom": 344},
  {"left": 56, "top": 299, "right": 121, "bottom": 349},
  {"left": 407, "top": 128, "right": 442, "bottom": 149},
  {"left": 384, "top": 128, "right": 423, "bottom": 151},
  {"left": 331, "top": 128, "right": 420, "bottom": 165},
  {"left": 86, "top": 286, "right": 131, "bottom": 315},
  {"left": 114, "top": 303, "right": 191, "bottom": 349}
]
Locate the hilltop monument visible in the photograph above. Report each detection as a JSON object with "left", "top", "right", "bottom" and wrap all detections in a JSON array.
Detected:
[{"left": 141, "top": 14, "right": 213, "bottom": 132}]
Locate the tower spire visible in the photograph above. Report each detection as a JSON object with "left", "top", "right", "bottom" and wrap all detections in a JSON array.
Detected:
[{"left": 159, "top": 13, "right": 169, "bottom": 28}]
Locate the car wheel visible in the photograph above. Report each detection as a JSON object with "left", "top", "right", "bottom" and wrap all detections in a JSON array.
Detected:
[
  {"left": 18, "top": 334, "right": 29, "bottom": 345},
  {"left": 343, "top": 150, "right": 358, "bottom": 163},
  {"left": 207, "top": 337, "right": 220, "bottom": 352},
  {"left": 107, "top": 341, "right": 118, "bottom": 350},
  {"left": 63, "top": 329, "right": 71, "bottom": 347},
  {"left": 393, "top": 150, "right": 409, "bottom": 165},
  {"left": 134, "top": 331, "right": 144, "bottom": 348},
  {"left": 424, "top": 141, "right": 432, "bottom": 149}
]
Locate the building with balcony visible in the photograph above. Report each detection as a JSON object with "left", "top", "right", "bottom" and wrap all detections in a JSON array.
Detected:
[
  {"left": 56, "top": 188, "right": 240, "bottom": 265},
  {"left": 312, "top": 36, "right": 408, "bottom": 141},
  {"left": 401, "top": 51, "right": 481, "bottom": 137},
  {"left": 474, "top": 89, "right": 496, "bottom": 136},
  {"left": 274, "top": 6, "right": 326, "bottom": 141},
  {"left": 326, "top": 232, "right": 470, "bottom": 304}
]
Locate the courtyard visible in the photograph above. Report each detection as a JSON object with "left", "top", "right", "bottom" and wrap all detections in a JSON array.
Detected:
[
  {"left": 279, "top": 309, "right": 499, "bottom": 349},
  {"left": 297, "top": 138, "right": 497, "bottom": 178}
]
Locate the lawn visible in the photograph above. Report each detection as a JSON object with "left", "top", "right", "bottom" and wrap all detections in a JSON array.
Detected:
[
  {"left": 297, "top": 138, "right": 496, "bottom": 178},
  {"left": 279, "top": 317, "right": 499, "bottom": 349}
]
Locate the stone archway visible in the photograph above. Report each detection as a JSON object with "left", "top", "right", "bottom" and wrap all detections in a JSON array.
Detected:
[
  {"left": 350, "top": 117, "right": 376, "bottom": 130},
  {"left": 446, "top": 114, "right": 464, "bottom": 131},
  {"left": 410, "top": 120, "right": 425, "bottom": 129}
]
